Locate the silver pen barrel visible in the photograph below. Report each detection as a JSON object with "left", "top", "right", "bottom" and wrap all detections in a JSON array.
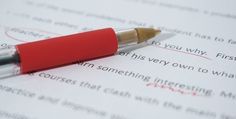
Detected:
[{"left": 0, "top": 46, "right": 21, "bottom": 78}]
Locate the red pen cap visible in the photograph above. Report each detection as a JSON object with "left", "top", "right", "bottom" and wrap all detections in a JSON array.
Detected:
[{"left": 16, "top": 28, "right": 118, "bottom": 73}]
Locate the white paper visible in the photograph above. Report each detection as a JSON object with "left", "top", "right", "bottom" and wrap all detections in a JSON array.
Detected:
[{"left": 0, "top": 0, "right": 236, "bottom": 119}]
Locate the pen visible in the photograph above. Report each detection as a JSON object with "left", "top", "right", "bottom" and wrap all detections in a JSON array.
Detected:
[{"left": 0, "top": 28, "right": 161, "bottom": 78}]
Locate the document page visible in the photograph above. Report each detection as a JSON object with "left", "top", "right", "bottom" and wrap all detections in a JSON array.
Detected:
[{"left": 0, "top": 0, "right": 236, "bottom": 119}]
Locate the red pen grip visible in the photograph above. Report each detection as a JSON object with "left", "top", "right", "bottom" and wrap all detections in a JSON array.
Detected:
[{"left": 16, "top": 28, "right": 118, "bottom": 73}]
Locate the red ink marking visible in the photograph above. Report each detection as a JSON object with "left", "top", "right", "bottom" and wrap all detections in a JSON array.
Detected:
[
  {"left": 5, "top": 27, "right": 60, "bottom": 42},
  {"left": 146, "top": 83, "right": 198, "bottom": 96},
  {"left": 155, "top": 45, "right": 211, "bottom": 60}
]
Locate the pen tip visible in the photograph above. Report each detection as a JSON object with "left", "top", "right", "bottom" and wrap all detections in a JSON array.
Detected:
[{"left": 135, "top": 28, "right": 161, "bottom": 43}]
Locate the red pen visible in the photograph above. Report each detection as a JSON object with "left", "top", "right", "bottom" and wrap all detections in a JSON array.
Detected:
[{"left": 0, "top": 28, "right": 160, "bottom": 78}]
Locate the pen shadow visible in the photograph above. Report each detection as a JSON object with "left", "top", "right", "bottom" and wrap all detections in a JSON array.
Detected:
[
  {"left": 154, "top": 32, "right": 176, "bottom": 42},
  {"left": 117, "top": 32, "right": 176, "bottom": 53}
]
